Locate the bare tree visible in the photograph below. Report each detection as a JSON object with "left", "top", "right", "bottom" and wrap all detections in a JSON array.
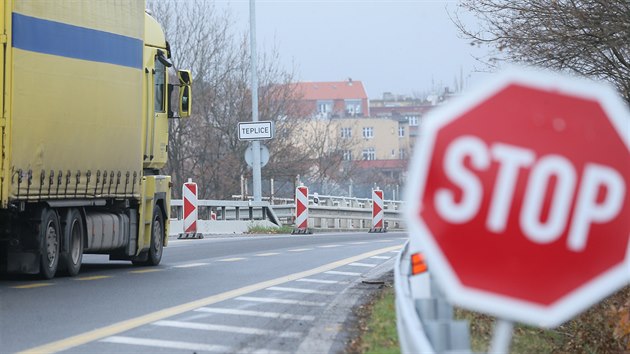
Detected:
[
  {"left": 454, "top": 0, "right": 630, "bottom": 104},
  {"left": 148, "top": 0, "right": 310, "bottom": 200}
]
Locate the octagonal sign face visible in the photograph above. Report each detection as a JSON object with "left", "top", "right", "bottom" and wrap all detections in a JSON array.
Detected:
[{"left": 406, "top": 68, "right": 630, "bottom": 328}]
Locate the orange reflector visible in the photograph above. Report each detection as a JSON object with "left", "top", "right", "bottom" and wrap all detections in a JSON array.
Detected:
[{"left": 411, "top": 253, "right": 428, "bottom": 275}]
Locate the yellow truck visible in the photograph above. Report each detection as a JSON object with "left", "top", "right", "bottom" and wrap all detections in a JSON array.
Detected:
[{"left": 0, "top": 1, "right": 191, "bottom": 278}]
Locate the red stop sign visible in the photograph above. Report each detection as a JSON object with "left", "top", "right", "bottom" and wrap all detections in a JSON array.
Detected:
[{"left": 406, "top": 69, "right": 630, "bottom": 327}]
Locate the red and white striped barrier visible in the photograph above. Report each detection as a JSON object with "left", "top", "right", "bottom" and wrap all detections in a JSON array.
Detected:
[
  {"left": 179, "top": 179, "right": 202, "bottom": 239},
  {"left": 369, "top": 189, "right": 386, "bottom": 233},
  {"left": 292, "top": 185, "right": 311, "bottom": 234}
]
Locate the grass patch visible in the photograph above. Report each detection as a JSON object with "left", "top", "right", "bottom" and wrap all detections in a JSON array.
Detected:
[
  {"left": 245, "top": 224, "right": 293, "bottom": 234},
  {"left": 456, "top": 286, "right": 630, "bottom": 353},
  {"left": 351, "top": 284, "right": 628, "bottom": 353},
  {"left": 455, "top": 310, "right": 561, "bottom": 353},
  {"left": 356, "top": 286, "right": 400, "bottom": 354}
]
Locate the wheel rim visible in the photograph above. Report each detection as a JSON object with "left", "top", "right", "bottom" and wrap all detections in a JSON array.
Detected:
[
  {"left": 46, "top": 221, "right": 58, "bottom": 267},
  {"left": 70, "top": 219, "right": 81, "bottom": 264},
  {"left": 153, "top": 216, "right": 162, "bottom": 258}
]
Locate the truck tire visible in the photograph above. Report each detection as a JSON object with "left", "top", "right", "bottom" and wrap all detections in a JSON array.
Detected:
[
  {"left": 60, "top": 208, "right": 84, "bottom": 276},
  {"left": 146, "top": 206, "right": 164, "bottom": 266},
  {"left": 39, "top": 208, "right": 60, "bottom": 279}
]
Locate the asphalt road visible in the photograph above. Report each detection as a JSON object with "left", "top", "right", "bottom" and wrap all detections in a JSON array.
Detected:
[{"left": 0, "top": 232, "right": 406, "bottom": 354}]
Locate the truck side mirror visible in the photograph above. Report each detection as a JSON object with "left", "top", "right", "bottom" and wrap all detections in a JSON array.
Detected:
[{"left": 178, "top": 70, "right": 192, "bottom": 117}]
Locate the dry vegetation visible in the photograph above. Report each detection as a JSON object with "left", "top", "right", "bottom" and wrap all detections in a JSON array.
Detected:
[{"left": 457, "top": 286, "right": 630, "bottom": 353}]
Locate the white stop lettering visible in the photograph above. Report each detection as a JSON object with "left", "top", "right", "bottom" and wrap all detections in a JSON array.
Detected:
[{"left": 434, "top": 135, "right": 626, "bottom": 251}]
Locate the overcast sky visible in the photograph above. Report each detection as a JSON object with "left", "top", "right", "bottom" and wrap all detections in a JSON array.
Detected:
[{"left": 215, "top": 0, "right": 488, "bottom": 100}]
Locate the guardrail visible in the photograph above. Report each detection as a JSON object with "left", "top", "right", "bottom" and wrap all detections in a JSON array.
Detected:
[
  {"left": 169, "top": 194, "right": 405, "bottom": 235},
  {"left": 395, "top": 241, "right": 473, "bottom": 353},
  {"left": 169, "top": 199, "right": 280, "bottom": 236}
]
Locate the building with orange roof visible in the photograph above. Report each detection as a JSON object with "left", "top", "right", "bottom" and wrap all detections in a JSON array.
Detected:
[{"left": 292, "top": 79, "right": 370, "bottom": 118}]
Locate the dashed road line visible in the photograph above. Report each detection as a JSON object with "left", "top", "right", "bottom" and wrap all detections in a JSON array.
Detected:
[
  {"left": 318, "top": 244, "right": 341, "bottom": 248},
  {"left": 129, "top": 269, "right": 162, "bottom": 274},
  {"left": 11, "top": 283, "right": 53, "bottom": 289},
  {"left": 370, "top": 256, "right": 391, "bottom": 260},
  {"left": 194, "top": 307, "right": 315, "bottom": 321},
  {"left": 348, "top": 262, "right": 377, "bottom": 268},
  {"left": 173, "top": 262, "right": 210, "bottom": 268},
  {"left": 152, "top": 320, "right": 303, "bottom": 338},
  {"left": 288, "top": 248, "right": 313, "bottom": 252},
  {"left": 218, "top": 257, "right": 246, "bottom": 262},
  {"left": 325, "top": 270, "right": 361, "bottom": 276},
  {"left": 74, "top": 275, "right": 112, "bottom": 281},
  {"left": 101, "top": 336, "right": 231, "bottom": 352},
  {"left": 297, "top": 278, "right": 339, "bottom": 284},
  {"left": 235, "top": 296, "right": 326, "bottom": 307},
  {"left": 255, "top": 252, "right": 280, "bottom": 257},
  {"left": 347, "top": 241, "right": 368, "bottom": 245},
  {"left": 266, "top": 286, "right": 336, "bottom": 295},
  {"left": 18, "top": 244, "right": 400, "bottom": 354}
]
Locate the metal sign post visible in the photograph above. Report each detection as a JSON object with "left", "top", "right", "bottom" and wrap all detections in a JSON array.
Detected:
[{"left": 249, "top": 0, "right": 262, "bottom": 202}]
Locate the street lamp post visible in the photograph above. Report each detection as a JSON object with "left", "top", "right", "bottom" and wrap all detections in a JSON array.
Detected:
[{"left": 249, "top": 0, "right": 262, "bottom": 202}]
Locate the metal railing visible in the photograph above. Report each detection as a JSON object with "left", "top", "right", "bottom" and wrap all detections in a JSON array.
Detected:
[
  {"left": 171, "top": 199, "right": 280, "bottom": 224},
  {"left": 395, "top": 241, "right": 473, "bottom": 353},
  {"left": 170, "top": 194, "right": 405, "bottom": 234}
]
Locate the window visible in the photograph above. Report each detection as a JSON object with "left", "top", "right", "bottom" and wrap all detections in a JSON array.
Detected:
[
  {"left": 342, "top": 150, "right": 353, "bottom": 161},
  {"left": 316, "top": 100, "right": 333, "bottom": 118},
  {"left": 340, "top": 127, "right": 352, "bottom": 138},
  {"left": 345, "top": 99, "right": 362, "bottom": 117},
  {"left": 362, "top": 147, "right": 375, "bottom": 160},
  {"left": 154, "top": 58, "right": 166, "bottom": 112},
  {"left": 399, "top": 149, "right": 406, "bottom": 159},
  {"left": 398, "top": 126, "right": 405, "bottom": 137},
  {"left": 408, "top": 115, "right": 419, "bottom": 126},
  {"left": 362, "top": 127, "right": 374, "bottom": 139}
]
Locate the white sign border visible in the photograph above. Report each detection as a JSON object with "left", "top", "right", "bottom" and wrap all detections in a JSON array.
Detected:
[
  {"left": 238, "top": 121, "right": 274, "bottom": 141},
  {"left": 405, "top": 66, "right": 630, "bottom": 328}
]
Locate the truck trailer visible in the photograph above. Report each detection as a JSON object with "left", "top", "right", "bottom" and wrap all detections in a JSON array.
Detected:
[{"left": 0, "top": 1, "right": 192, "bottom": 278}]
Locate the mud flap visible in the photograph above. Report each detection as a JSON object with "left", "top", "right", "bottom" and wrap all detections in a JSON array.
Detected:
[{"left": 7, "top": 251, "right": 40, "bottom": 274}]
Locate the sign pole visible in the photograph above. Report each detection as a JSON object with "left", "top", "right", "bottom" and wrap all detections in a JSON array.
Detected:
[
  {"left": 249, "top": 0, "right": 262, "bottom": 202},
  {"left": 489, "top": 319, "right": 513, "bottom": 354}
]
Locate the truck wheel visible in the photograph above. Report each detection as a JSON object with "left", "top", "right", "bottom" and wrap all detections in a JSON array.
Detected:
[
  {"left": 60, "top": 208, "right": 84, "bottom": 276},
  {"left": 147, "top": 206, "right": 164, "bottom": 266},
  {"left": 39, "top": 208, "right": 60, "bottom": 279}
]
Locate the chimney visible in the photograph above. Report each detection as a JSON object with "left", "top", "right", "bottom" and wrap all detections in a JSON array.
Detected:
[{"left": 347, "top": 78, "right": 353, "bottom": 86}]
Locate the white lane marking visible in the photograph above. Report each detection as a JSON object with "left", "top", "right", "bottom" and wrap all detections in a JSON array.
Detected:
[
  {"left": 219, "top": 257, "right": 246, "bottom": 262},
  {"left": 288, "top": 248, "right": 313, "bottom": 252},
  {"left": 195, "top": 307, "right": 315, "bottom": 321},
  {"left": 173, "top": 262, "right": 209, "bottom": 268},
  {"left": 256, "top": 252, "right": 280, "bottom": 257},
  {"left": 370, "top": 256, "right": 391, "bottom": 260},
  {"left": 266, "top": 286, "right": 336, "bottom": 295},
  {"left": 297, "top": 278, "right": 339, "bottom": 284},
  {"left": 347, "top": 241, "right": 368, "bottom": 245},
  {"left": 389, "top": 250, "right": 401, "bottom": 254},
  {"left": 325, "top": 270, "right": 361, "bottom": 276},
  {"left": 236, "top": 296, "right": 325, "bottom": 307},
  {"left": 18, "top": 245, "right": 401, "bottom": 354},
  {"left": 376, "top": 239, "right": 393, "bottom": 242},
  {"left": 250, "top": 350, "right": 290, "bottom": 354},
  {"left": 152, "top": 320, "right": 302, "bottom": 338},
  {"left": 101, "top": 336, "right": 231, "bottom": 352},
  {"left": 349, "top": 262, "right": 377, "bottom": 268},
  {"left": 318, "top": 244, "right": 341, "bottom": 248}
]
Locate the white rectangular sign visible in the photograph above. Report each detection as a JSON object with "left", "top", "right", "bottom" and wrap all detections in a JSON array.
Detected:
[{"left": 238, "top": 121, "right": 274, "bottom": 141}]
